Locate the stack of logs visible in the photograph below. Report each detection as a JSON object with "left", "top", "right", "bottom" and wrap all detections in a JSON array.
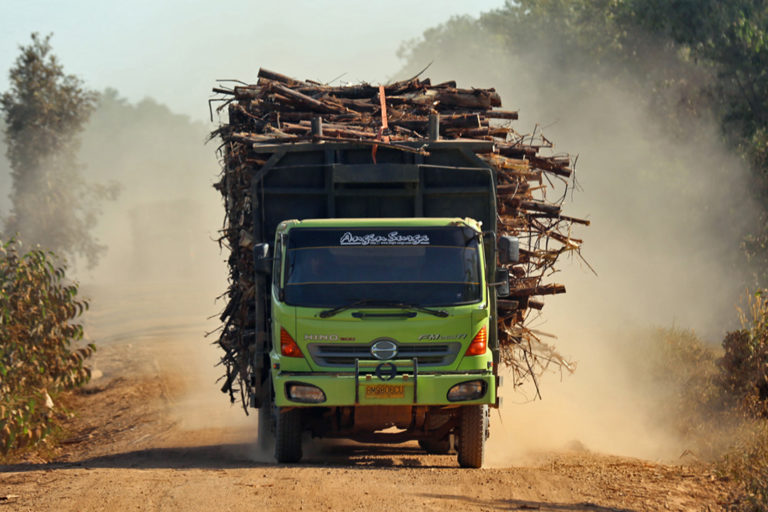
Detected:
[{"left": 211, "top": 68, "right": 587, "bottom": 404}]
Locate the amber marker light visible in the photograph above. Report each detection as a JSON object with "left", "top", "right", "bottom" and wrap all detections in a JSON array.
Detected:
[
  {"left": 280, "top": 327, "right": 303, "bottom": 357},
  {"left": 464, "top": 326, "right": 487, "bottom": 356}
]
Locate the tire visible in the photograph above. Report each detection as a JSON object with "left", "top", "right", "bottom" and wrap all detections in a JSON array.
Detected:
[
  {"left": 274, "top": 407, "right": 303, "bottom": 463},
  {"left": 457, "top": 404, "right": 488, "bottom": 468},
  {"left": 419, "top": 437, "right": 452, "bottom": 454}
]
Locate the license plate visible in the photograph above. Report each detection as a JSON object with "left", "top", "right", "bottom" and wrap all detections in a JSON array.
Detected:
[{"left": 365, "top": 384, "right": 405, "bottom": 399}]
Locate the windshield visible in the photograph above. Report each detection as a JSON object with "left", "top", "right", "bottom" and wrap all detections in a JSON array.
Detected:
[{"left": 282, "top": 227, "right": 482, "bottom": 308}]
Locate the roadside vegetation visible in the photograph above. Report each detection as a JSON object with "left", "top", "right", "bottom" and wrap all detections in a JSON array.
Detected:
[
  {"left": 641, "top": 294, "right": 768, "bottom": 511},
  {"left": 720, "top": 293, "right": 768, "bottom": 511},
  {"left": 0, "top": 34, "right": 102, "bottom": 460},
  {"left": 0, "top": 33, "right": 209, "bottom": 460},
  {"left": 0, "top": 238, "right": 93, "bottom": 458}
]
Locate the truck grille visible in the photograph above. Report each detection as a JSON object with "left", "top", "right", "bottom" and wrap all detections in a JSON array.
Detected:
[{"left": 307, "top": 342, "right": 461, "bottom": 367}]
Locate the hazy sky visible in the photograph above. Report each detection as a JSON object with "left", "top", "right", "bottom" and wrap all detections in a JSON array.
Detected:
[{"left": 1, "top": 0, "right": 505, "bottom": 121}]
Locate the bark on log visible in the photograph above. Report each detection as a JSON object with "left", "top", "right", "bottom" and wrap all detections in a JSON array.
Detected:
[
  {"left": 268, "top": 82, "right": 348, "bottom": 114},
  {"left": 511, "top": 283, "right": 566, "bottom": 296},
  {"left": 487, "top": 110, "right": 519, "bottom": 120},
  {"left": 258, "top": 68, "right": 310, "bottom": 87}
]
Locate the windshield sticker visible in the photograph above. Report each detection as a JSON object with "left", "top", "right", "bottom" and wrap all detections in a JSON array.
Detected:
[{"left": 340, "top": 231, "right": 430, "bottom": 246}]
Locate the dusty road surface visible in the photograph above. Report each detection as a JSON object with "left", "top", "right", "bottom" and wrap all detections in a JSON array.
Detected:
[{"left": 1, "top": 282, "right": 733, "bottom": 511}]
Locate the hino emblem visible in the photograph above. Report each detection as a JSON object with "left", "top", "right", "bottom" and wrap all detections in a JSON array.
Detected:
[{"left": 370, "top": 339, "right": 398, "bottom": 360}]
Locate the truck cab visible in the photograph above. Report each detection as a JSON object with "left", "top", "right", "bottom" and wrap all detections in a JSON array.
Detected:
[{"left": 263, "top": 217, "right": 497, "bottom": 466}]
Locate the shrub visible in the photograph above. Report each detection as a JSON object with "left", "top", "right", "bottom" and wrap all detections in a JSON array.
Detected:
[
  {"left": 722, "top": 426, "right": 768, "bottom": 512},
  {"left": 720, "top": 291, "right": 768, "bottom": 417},
  {"left": 718, "top": 290, "right": 768, "bottom": 511},
  {"left": 0, "top": 238, "right": 93, "bottom": 455}
]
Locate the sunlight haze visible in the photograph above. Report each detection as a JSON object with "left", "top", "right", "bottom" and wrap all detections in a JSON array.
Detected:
[{"left": 1, "top": 0, "right": 505, "bottom": 120}]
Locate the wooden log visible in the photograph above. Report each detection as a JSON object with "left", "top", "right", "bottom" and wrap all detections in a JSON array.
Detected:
[
  {"left": 435, "top": 90, "right": 494, "bottom": 109},
  {"left": 530, "top": 156, "right": 573, "bottom": 178},
  {"left": 297, "top": 84, "right": 379, "bottom": 99},
  {"left": 279, "top": 122, "right": 311, "bottom": 134},
  {"left": 292, "top": 78, "right": 424, "bottom": 99},
  {"left": 511, "top": 283, "right": 566, "bottom": 296},
  {"left": 486, "top": 155, "right": 530, "bottom": 171},
  {"left": 497, "top": 144, "right": 537, "bottom": 159},
  {"left": 387, "top": 90, "right": 438, "bottom": 106},
  {"left": 548, "top": 230, "right": 582, "bottom": 249},
  {"left": 228, "top": 132, "right": 300, "bottom": 144},
  {"left": 285, "top": 120, "right": 376, "bottom": 134},
  {"left": 321, "top": 126, "right": 378, "bottom": 139},
  {"left": 257, "top": 68, "right": 309, "bottom": 87},
  {"left": 212, "top": 87, "right": 235, "bottom": 95},
  {"left": 444, "top": 126, "right": 509, "bottom": 138},
  {"left": 273, "top": 112, "right": 368, "bottom": 123},
  {"left": 334, "top": 96, "right": 378, "bottom": 112},
  {"left": 268, "top": 82, "right": 348, "bottom": 114},
  {"left": 440, "top": 113, "right": 482, "bottom": 129},
  {"left": 497, "top": 169, "right": 542, "bottom": 181},
  {"left": 487, "top": 110, "right": 519, "bottom": 120},
  {"left": 496, "top": 183, "right": 526, "bottom": 194},
  {"left": 390, "top": 124, "right": 422, "bottom": 138},
  {"left": 528, "top": 213, "right": 591, "bottom": 226},
  {"left": 520, "top": 200, "right": 561, "bottom": 216},
  {"left": 232, "top": 86, "right": 264, "bottom": 100}
]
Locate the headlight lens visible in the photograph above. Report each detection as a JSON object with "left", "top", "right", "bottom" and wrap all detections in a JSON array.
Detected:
[
  {"left": 286, "top": 383, "right": 326, "bottom": 403},
  {"left": 447, "top": 380, "right": 486, "bottom": 402}
]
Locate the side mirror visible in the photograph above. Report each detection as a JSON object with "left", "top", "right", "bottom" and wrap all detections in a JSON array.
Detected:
[
  {"left": 254, "top": 242, "right": 272, "bottom": 274},
  {"left": 498, "top": 235, "right": 519, "bottom": 264},
  {"left": 493, "top": 268, "right": 510, "bottom": 297}
]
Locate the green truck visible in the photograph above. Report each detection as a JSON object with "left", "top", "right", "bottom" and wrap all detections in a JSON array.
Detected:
[{"left": 247, "top": 140, "right": 517, "bottom": 468}]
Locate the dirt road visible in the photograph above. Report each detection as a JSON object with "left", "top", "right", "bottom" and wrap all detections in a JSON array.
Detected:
[{"left": 0, "top": 282, "right": 733, "bottom": 511}]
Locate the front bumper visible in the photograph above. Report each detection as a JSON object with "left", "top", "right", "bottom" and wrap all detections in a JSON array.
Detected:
[{"left": 273, "top": 359, "right": 496, "bottom": 406}]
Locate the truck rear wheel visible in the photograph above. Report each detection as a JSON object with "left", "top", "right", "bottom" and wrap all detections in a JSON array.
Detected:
[
  {"left": 419, "top": 438, "right": 452, "bottom": 454},
  {"left": 457, "top": 404, "right": 488, "bottom": 468},
  {"left": 274, "top": 407, "right": 303, "bottom": 463}
]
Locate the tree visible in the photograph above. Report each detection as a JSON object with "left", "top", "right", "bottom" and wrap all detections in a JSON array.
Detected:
[
  {"left": 1, "top": 33, "right": 115, "bottom": 268},
  {"left": 399, "top": 0, "right": 768, "bottom": 282}
]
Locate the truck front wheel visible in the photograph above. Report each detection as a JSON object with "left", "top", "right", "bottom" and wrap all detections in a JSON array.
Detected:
[
  {"left": 457, "top": 404, "right": 488, "bottom": 468},
  {"left": 274, "top": 407, "right": 303, "bottom": 463}
]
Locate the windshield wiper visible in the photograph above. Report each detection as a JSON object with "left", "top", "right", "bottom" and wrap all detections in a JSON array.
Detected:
[
  {"left": 318, "top": 299, "right": 448, "bottom": 318},
  {"left": 381, "top": 302, "right": 449, "bottom": 318}
]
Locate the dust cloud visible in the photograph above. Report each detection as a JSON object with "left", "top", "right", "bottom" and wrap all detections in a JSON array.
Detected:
[
  {"left": 72, "top": 92, "right": 256, "bottom": 437},
  {"left": 398, "top": 31, "right": 760, "bottom": 463}
]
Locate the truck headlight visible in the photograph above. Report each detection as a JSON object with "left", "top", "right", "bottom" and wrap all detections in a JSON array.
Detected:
[
  {"left": 286, "top": 383, "right": 326, "bottom": 403},
  {"left": 447, "top": 380, "right": 486, "bottom": 402}
]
